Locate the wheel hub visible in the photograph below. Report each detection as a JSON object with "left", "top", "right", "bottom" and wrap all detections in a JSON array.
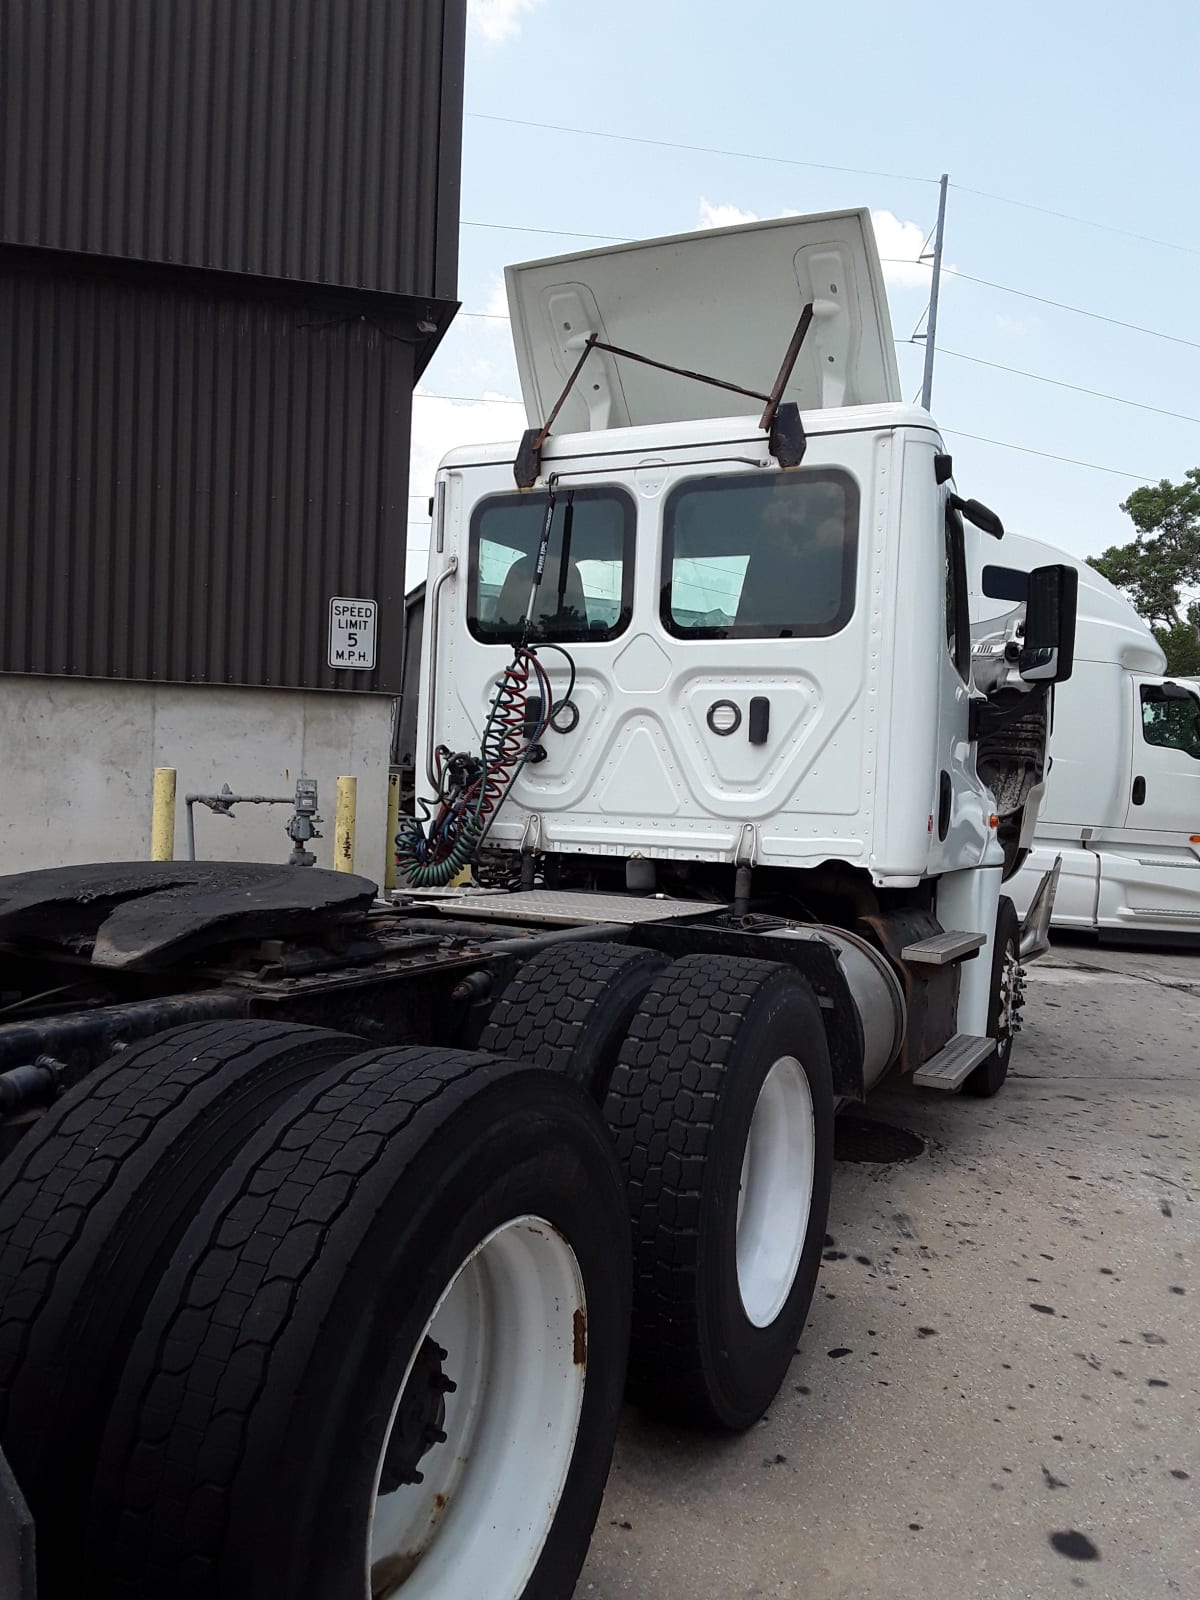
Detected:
[
  {"left": 368, "top": 1216, "right": 588, "bottom": 1600},
  {"left": 379, "top": 1337, "right": 457, "bottom": 1492}
]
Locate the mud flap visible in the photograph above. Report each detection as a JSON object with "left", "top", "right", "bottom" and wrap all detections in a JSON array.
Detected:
[
  {"left": 0, "top": 1449, "right": 35, "bottom": 1600},
  {"left": 1020, "top": 855, "right": 1062, "bottom": 961}
]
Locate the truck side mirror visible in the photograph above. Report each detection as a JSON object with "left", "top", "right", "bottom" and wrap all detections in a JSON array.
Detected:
[{"left": 1019, "top": 564, "right": 1078, "bottom": 684}]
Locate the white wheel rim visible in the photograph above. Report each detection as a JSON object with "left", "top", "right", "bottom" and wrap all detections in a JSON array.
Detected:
[
  {"left": 367, "top": 1216, "right": 586, "bottom": 1599},
  {"left": 735, "top": 1055, "right": 815, "bottom": 1328}
]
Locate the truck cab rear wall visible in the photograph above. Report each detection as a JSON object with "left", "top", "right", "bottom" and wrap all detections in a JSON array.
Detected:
[{"left": 422, "top": 412, "right": 1001, "bottom": 886}]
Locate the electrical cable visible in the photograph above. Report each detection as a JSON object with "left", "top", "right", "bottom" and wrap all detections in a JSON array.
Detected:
[
  {"left": 466, "top": 112, "right": 935, "bottom": 186},
  {"left": 882, "top": 261, "right": 1200, "bottom": 351},
  {"left": 464, "top": 112, "right": 1200, "bottom": 258},
  {"left": 949, "top": 183, "right": 1200, "bottom": 259},
  {"left": 935, "top": 348, "right": 1200, "bottom": 426},
  {"left": 462, "top": 219, "right": 630, "bottom": 242},
  {"left": 396, "top": 491, "right": 580, "bottom": 886},
  {"left": 940, "top": 429, "right": 1154, "bottom": 482}
]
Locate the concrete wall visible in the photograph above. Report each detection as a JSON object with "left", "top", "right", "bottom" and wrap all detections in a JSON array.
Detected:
[{"left": 0, "top": 677, "right": 395, "bottom": 886}]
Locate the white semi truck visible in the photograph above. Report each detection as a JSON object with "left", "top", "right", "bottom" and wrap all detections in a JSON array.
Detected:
[
  {"left": 971, "top": 532, "right": 1200, "bottom": 940},
  {"left": 0, "top": 210, "right": 1074, "bottom": 1599}
]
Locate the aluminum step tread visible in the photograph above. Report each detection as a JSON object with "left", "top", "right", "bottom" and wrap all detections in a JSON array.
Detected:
[
  {"left": 901, "top": 930, "right": 987, "bottom": 965},
  {"left": 912, "top": 1033, "right": 994, "bottom": 1090},
  {"left": 396, "top": 888, "right": 718, "bottom": 926}
]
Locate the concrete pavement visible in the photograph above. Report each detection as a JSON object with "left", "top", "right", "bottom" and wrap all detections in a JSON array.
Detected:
[{"left": 579, "top": 939, "right": 1199, "bottom": 1600}]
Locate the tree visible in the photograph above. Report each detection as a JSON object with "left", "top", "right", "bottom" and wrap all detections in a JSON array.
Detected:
[{"left": 1088, "top": 467, "right": 1200, "bottom": 676}]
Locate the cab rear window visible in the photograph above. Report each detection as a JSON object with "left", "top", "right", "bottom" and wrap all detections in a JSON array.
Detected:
[
  {"left": 467, "top": 488, "right": 635, "bottom": 644},
  {"left": 662, "top": 470, "right": 858, "bottom": 639}
]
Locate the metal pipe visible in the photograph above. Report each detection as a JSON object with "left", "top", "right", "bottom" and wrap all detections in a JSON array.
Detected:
[
  {"left": 0, "top": 991, "right": 243, "bottom": 1075},
  {"left": 150, "top": 768, "right": 177, "bottom": 860},
  {"left": 384, "top": 773, "right": 401, "bottom": 893},
  {"left": 183, "top": 790, "right": 295, "bottom": 862},
  {"left": 484, "top": 922, "right": 630, "bottom": 956},
  {"left": 334, "top": 776, "right": 357, "bottom": 873}
]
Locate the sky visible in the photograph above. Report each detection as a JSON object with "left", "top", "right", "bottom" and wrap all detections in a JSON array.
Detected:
[{"left": 407, "top": 0, "right": 1200, "bottom": 589}]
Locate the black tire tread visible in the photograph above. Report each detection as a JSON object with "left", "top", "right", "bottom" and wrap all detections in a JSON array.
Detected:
[
  {"left": 94, "top": 1047, "right": 549, "bottom": 1595},
  {"left": 604, "top": 954, "right": 802, "bottom": 1413},
  {"left": 479, "top": 939, "right": 666, "bottom": 1096},
  {"left": 0, "top": 1018, "right": 354, "bottom": 1431}
]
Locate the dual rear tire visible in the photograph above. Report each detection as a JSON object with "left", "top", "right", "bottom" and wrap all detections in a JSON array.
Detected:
[
  {"left": 482, "top": 944, "right": 836, "bottom": 1431},
  {"left": 0, "top": 1027, "right": 629, "bottom": 1600},
  {"left": 0, "top": 942, "right": 838, "bottom": 1596}
]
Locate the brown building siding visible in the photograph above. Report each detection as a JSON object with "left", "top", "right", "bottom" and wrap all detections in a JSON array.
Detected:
[
  {"left": 0, "top": 1, "right": 465, "bottom": 694},
  {"left": 0, "top": 0, "right": 465, "bottom": 298}
]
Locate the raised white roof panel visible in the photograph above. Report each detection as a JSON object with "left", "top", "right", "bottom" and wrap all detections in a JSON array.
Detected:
[{"left": 505, "top": 209, "right": 902, "bottom": 433}]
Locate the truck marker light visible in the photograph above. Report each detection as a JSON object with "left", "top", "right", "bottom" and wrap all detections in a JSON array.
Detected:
[{"left": 989, "top": 814, "right": 1000, "bottom": 829}]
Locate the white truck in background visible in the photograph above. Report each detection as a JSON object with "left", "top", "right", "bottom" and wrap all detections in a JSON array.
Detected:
[{"left": 970, "top": 532, "right": 1200, "bottom": 941}]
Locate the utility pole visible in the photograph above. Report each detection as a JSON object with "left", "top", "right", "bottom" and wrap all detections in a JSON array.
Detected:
[{"left": 920, "top": 173, "right": 949, "bottom": 411}]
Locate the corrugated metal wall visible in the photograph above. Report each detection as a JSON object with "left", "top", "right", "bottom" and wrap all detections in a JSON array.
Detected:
[
  {"left": 0, "top": 0, "right": 465, "bottom": 694},
  {"left": 0, "top": 257, "right": 413, "bottom": 690},
  {"left": 0, "top": 0, "right": 465, "bottom": 298}
]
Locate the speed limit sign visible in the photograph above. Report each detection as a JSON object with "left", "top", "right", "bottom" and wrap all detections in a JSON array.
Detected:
[{"left": 328, "top": 597, "right": 378, "bottom": 670}]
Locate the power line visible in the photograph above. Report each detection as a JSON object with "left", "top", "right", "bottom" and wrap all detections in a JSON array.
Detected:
[
  {"left": 460, "top": 248, "right": 1200, "bottom": 354},
  {"left": 462, "top": 219, "right": 629, "bottom": 243},
  {"left": 466, "top": 112, "right": 1200, "bottom": 259},
  {"left": 882, "top": 260, "right": 1200, "bottom": 351},
  {"left": 942, "top": 429, "right": 1154, "bottom": 482},
  {"left": 407, "top": 385, "right": 1156, "bottom": 484},
  {"left": 414, "top": 392, "right": 523, "bottom": 404},
  {"left": 949, "top": 183, "right": 1200, "bottom": 259},
  {"left": 466, "top": 112, "right": 935, "bottom": 186},
  {"left": 935, "top": 348, "right": 1200, "bottom": 426}
]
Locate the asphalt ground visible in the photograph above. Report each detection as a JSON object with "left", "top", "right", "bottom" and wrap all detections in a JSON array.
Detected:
[{"left": 580, "top": 937, "right": 1200, "bottom": 1600}]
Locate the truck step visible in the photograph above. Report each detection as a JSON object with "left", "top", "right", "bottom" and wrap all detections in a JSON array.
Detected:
[
  {"left": 900, "top": 930, "right": 986, "bottom": 965},
  {"left": 912, "top": 1034, "right": 994, "bottom": 1091}
]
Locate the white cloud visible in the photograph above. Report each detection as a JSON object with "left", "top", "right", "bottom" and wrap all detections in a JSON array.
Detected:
[
  {"left": 482, "top": 275, "right": 511, "bottom": 319},
  {"left": 993, "top": 312, "right": 1030, "bottom": 338},
  {"left": 869, "top": 210, "right": 931, "bottom": 289},
  {"left": 468, "top": 0, "right": 544, "bottom": 44},
  {"left": 698, "top": 197, "right": 760, "bottom": 229}
]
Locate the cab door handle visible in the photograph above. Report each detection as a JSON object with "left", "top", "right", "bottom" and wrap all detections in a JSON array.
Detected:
[{"left": 1132, "top": 775, "right": 1146, "bottom": 805}]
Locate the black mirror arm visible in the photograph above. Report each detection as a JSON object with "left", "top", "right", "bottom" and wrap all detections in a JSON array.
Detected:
[{"left": 949, "top": 494, "right": 1005, "bottom": 539}]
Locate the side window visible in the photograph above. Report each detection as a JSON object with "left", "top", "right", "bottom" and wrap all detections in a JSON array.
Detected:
[
  {"left": 1140, "top": 686, "right": 1200, "bottom": 759},
  {"left": 944, "top": 505, "right": 971, "bottom": 681}
]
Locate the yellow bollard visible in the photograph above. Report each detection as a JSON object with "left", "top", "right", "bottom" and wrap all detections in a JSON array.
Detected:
[
  {"left": 384, "top": 773, "right": 400, "bottom": 893},
  {"left": 150, "top": 768, "right": 177, "bottom": 861},
  {"left": 334, "top": 776, "right": 357, "bottom": 873}
]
